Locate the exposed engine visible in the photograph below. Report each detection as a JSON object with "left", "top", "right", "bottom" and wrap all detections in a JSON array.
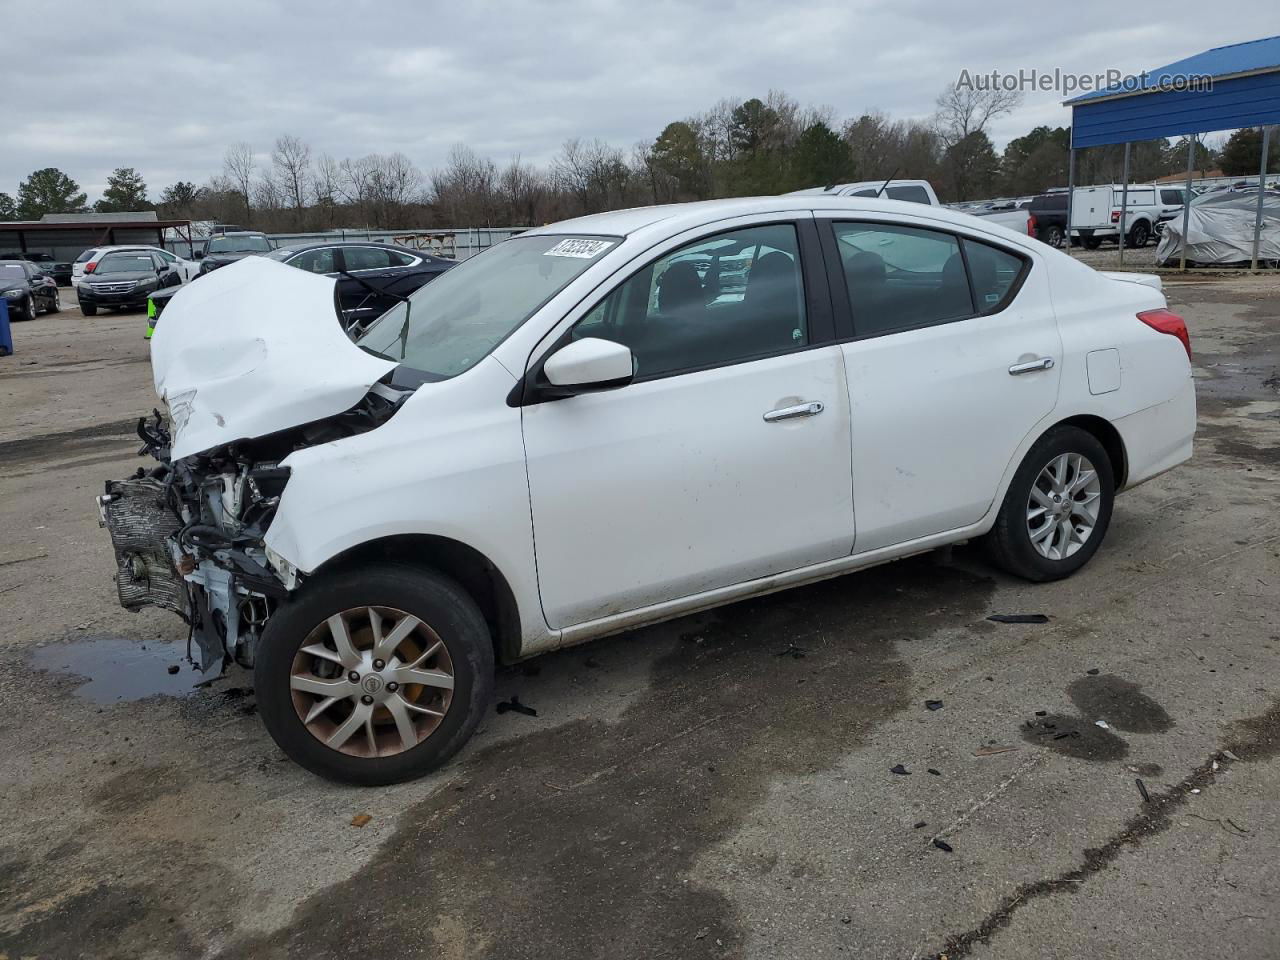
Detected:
[{"left": 98, "top": 384, "right": 407, "bottom": 672}]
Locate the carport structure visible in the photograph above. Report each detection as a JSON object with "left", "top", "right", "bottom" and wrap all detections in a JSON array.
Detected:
[
  {"left": 0, "top": 212, "right": 195, "bottom": 264},
  {"left": 1065, "top": 34, "right": 1280, "bottom": 269}
]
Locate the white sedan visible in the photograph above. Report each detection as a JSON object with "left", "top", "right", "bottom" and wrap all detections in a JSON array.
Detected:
[{"left": 105, "top": 196, "right": 1196, "bottom": 784}]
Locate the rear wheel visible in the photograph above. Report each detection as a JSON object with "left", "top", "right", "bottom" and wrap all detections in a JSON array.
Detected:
[
  {"left": 983, "top": 426, "right": 1114, "bottom": 582},
  {"left": 44, "top": 291, "right": 60, "bottom": 314},
  {"left": 255, "top": 564, "right": 495, "bottom": 785},
  {"left": 81, "top": 302, "right": 97, "bottom": 316},
  {"left": 1082, "top": 237, "right": 1102, "bottom": 250},
  {"left": 1042, "top": 225, "right": 1064, "bottom": 248},
  {"left": 1127, "top": 221, "right": 1150, "bottom": 248}
]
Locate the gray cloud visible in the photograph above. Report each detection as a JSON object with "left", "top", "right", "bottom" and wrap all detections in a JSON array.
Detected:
[{"left": 1, "top": 0, "right": 1268, "bottom": 201}]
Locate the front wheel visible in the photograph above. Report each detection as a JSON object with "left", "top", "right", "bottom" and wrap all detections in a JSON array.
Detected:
[
  {"left": 255, "top": 564, "right": 495, "bottom": 785},
  {"left": 1127, "top": 221, "right": 1150, "bottom": 248},
  {"left": 81, "top": 302, "right": 97, "bottom": 316},
  {"left": 982, "top": 426, "right": 1114, "bottom": 582}
]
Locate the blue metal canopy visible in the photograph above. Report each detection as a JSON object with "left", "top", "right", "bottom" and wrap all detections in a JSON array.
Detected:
[{"left": 1067, "top": 35, "right": 1280, "bottom": 148}]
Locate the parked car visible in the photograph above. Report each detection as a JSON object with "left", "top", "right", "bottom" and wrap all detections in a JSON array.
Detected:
[
  {"left": 99, "top": 196, "right": 1196, "bottom": 785},
  {"left": 1071, "top": 184, "right": 1161, "bottom": 248},
  {"left": 195, "top": 231, "right": 273, "bottom": 276},
  {"left": 787, "top": 179, "right": 940, "bottom": 205},
  {"left": 0, "top": 259, "right": 61, "bottom": 320},
  {"left": 73, "top": 245, "right": 198, "bottom": 288},
  {"left": 1156, "top": 188, "right": 1280, "bottom": 266},
  {"left": 1027, "top": 193, "right": 1069, "bottom": 248},
  {"left": 264, "top": 242, "right": 455, "bottom": 330},
  {"left": 0, "top": 251, "right": 73, "bottom": 286},
  {"left": 77, "top": 250, "right": 183, "bottom": 316}
]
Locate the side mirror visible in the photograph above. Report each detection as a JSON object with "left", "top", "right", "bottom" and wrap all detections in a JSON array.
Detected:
[{"left": 542, "top": 337, "right": 634, "bottom": 393}]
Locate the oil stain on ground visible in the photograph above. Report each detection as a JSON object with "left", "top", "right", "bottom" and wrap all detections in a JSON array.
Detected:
[
  {"left": 30, "top": 634, "right": 206, "bottom": 705},
  {"left": 220, "top": 557, "right": 995, "bottom": 960},
  {"left": 1022, "top": 675, "right": 1173, "bottom": 761}
]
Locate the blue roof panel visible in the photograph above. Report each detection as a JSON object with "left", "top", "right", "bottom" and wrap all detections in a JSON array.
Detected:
[{"left": 1068, "top": 34, "right": 1280, "bottom": 104}]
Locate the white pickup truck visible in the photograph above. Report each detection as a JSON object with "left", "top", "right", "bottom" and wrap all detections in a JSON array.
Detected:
[
  {"left": 787, "top": 179, "right": 940, "bottom": 205},
  {"left": 1071, "top": 185, "right": 1163, "bottom": 249}
]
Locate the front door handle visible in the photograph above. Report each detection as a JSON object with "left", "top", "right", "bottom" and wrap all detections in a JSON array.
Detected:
[
  {"left": 764, "top": 401, "right": 824, "bottom": 423},
  {"left": 1008, "top": 357, "right": 1055, "bottom": 375}
]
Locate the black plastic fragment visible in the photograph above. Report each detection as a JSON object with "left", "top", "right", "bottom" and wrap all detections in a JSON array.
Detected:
[
  {"left": 987, "top": 614, "right": 1050, "bottom": 624},
  {"left": 1086, "top": 668, "right": 1100, "bottom": 675},
  {"left": 890, "top": 764, "right": 910, "bottom": 775},
  {"left": 927, "top": 768, "right": 941, "bottom": 776},
  {"left": 496, "top": 696, "right": 537, "bottom": 717},
  {"left": 932, "top": 838, "right": 954, "bottom": 852},
  {"left": 914, "top": 821, "right": 927, "bottom": 829},
  {"left": 1136, "top": 778, "right": 1150, "bottom": 803},
  {"left": 925, "top": 700, "right": 943, "bottom": 711}
]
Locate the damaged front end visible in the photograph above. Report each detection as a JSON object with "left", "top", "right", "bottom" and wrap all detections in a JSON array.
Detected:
[{"left": 99, "top": 386, "right": 406, "bottom": 673}]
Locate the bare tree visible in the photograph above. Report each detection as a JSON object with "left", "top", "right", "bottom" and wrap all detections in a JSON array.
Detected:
[
  {"left": 430, "top": 145, "right": 497, "bottom": 226},
  {"left": 272, "top": 134, "right": 313, "bottom": 228},
  {"left": 553, "top": 138, "right": 634, "bottom": 214},
  {"left": 934, "top": 83, "right": 1022, "bottom": 149},
  {"left": 312, "top": 153, "right": 342, "bottom": 228},
  {"left": 497, "top": 155, "right": 548, "bottom": 225},
  {"left": 365, "top": 153, "right": 424, "bottom": 228},
  {"left": 222, "top": 142, "right": 255, "bottom": 225}
]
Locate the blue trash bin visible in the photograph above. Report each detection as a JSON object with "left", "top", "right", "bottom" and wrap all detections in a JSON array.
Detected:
[{"left": 0, "top": 298, "right": 12, "bottom": 357}]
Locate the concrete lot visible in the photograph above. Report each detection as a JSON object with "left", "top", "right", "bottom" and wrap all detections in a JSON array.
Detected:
[{"left": 1, "top": 277, "right": 1278, "bottom": 960}]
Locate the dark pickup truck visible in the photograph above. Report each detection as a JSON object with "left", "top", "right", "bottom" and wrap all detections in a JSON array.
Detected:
[
  {"left": 195, "top": 231, "right": 273, "bottom": 276},
  {"left": 1026, "top": 193, "right": 1068, "bottom": 248}
]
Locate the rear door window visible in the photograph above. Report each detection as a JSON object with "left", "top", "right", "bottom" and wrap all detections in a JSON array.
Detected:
[
  {"left": 832, "top": 222, "right": 972, "bottom": 336},
  {"left": 343, "top": 247, "right": 395, "bottom": 271}
]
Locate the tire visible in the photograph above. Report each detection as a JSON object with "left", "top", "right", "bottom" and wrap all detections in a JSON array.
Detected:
[
  {"left": 982, "top": 425, "right": 1115, "bottom": 583},
  {"left": 81, "top": 302, "right": 97, "bottom": 316},
  {"left": 1082, "top": 237, "right": 1102, "bottom": 250},
  {"left": 1042, "top": 225, "right": 1064, "bottom": 249},
  {"left": 44, "top": 292, "right": 60, "bottom": 314},
  {"left": 1126, "top": 221, "right": 1150, "bottom": 248},
  {"left": 255, "top": 563, "right": 495, "bottom": 786},
  {"left": 20, "top": 295, "right": 35, "bottom": 321}
]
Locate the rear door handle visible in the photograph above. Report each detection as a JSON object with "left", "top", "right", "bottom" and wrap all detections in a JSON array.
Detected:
[
  {"left": 1008, "top": 357, "right": 1055, "bottom": 375},
  {"left": 764, "top": 401, "right": 824, "bottom": 422}
]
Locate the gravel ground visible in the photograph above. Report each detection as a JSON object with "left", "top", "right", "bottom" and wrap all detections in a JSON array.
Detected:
[{"left": 1, "top": 277, "right": 1279, "bottom": 960}]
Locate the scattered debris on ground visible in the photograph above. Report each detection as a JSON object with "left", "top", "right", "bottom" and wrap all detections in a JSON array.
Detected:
[
  {"left": 987, "top": 614, "right": 1049, "bottom": 624},
  {"left": 496, "top": 695, "right": 537, "bottom": 717}
]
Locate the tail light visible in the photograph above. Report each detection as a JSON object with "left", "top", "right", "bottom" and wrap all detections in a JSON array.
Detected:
[
  {"left": 1110, "top": 211, "right": 1121, "bottom": 223},
  {"left": 1027, "top": 213, "right": 1038, "bottom": 237},
  {"left": 1137, "top": 309, "right": 1191, "bottom": 360},
  {"left": 84, "top": 262, "right": 97, "bottom": 273}
]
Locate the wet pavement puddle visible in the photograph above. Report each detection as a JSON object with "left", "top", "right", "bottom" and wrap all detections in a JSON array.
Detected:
[{"left": 31, "top": 634, "right": 210, "bottom": 703}]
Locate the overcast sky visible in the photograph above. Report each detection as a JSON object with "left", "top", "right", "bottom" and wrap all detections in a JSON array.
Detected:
[{"left": 2, "top": 0, "right": 1273, "bottom": 200}]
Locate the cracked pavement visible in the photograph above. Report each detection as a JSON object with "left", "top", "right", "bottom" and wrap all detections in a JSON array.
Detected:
[{"left": 1, "top": 278, "right": 1278, "bottom": 959}]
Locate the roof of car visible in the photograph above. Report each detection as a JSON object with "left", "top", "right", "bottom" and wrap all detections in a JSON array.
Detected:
[
  {"left": 273, "top": 240, "right": 449, "bottom": 261},
  {"left": 523, "top": 196, "right": 1041, "bottom": 251}
]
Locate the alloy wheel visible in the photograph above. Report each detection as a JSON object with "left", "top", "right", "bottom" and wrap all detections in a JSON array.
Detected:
[
  {"left": 289, "top": 605, "right": 455, "bottom": 757},
  {"left": 1025, "top": 452, "right": 1102, "bottom": 561}
]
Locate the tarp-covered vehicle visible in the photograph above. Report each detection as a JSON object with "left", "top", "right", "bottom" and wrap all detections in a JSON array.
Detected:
[{"left": 1156, "top": 189, "right": 1280, "bottom": 267}]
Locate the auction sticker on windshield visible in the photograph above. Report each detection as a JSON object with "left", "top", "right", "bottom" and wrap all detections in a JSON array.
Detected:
[{"left": 544, "top": 238, "right": 614, "bottom": 259}]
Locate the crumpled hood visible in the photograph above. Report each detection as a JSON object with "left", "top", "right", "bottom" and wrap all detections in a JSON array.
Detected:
[{"left": 150, "top": 257, "right": 397, "bottom": 459}]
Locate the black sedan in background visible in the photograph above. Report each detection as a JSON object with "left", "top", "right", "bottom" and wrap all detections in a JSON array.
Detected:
[
  {"left": 0, "top": 252, "right": 73, "bottom": 285},
  {"left": 195, "top": 231, "right": 274, "bottom": 276},
  {"left": 0, "top": 259, "right": 60, "bottom": 320},
  {"left": 78, "top": 250, "right": 182, "bottom": 316},
  {"left": 265, "top": 242, "right": 454, "bottom": 330}
]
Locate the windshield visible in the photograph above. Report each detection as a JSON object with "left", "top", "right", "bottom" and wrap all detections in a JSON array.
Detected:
[
  {"left": 0, "top": 263, "right": 26, "bottom": 280},
  {"left": 265, "top": 249, "right": 295, "bottom": 261},
  {"left": 97, "top": 254, "right": 154, "bottom": 274},
  {"left": 208, "top": 235, "right": 272, "bottom": 254},
  {"left": 356, "top": 235, "right": 616, "bottom": 378}
]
